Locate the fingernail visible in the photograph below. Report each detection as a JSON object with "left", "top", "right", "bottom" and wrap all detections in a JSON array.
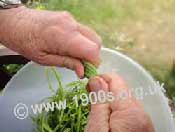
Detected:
[{"left": 89, "top": 78, "right": 102, "bottom": 92}]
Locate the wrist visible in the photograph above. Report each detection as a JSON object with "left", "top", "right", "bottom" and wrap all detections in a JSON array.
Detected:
[{"left": 0, "top": 6, "right": 28, "bottom": 49}]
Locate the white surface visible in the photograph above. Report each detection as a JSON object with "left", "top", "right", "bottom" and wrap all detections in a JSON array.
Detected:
[
  {"left": 0, "top": 45, "right": 17, "bottom": 56},
  {"left": 0, "top": 48, "right": 174, "bottom": 132}
]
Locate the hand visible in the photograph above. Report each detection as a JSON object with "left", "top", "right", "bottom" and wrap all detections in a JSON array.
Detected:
[
  {"left": 0, "top": 7, "right": 101, "bottom": 78},
  {"left": 85, "top": 74, "right": 154, "bottom": 132}
]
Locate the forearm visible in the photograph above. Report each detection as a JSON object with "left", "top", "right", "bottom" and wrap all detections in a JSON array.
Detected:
[{"left": 0, "top": 6, "right": 27, "bottom": 51}]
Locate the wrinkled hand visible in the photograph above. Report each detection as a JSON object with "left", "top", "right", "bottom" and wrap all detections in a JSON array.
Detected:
[
  {"left": 85, "top": 74, "right": 154, "bottom": 132},
  {"left": 0, "top": 7, "right": 101, "bottom": 78}
]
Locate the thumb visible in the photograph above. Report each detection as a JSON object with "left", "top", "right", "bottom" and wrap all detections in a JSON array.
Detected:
[
  {"left": 87, "top": 76, "right": 109, "bottom": 93},
  {"left": 85, "top": 76, "right": 110, "bottom": 132}
]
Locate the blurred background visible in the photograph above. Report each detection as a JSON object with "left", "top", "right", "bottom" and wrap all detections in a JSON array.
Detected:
[{"left": 1, "top": 0, "right": 175, "bottom": 115}]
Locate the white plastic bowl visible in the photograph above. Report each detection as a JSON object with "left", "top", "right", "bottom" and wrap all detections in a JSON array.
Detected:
[{"left": 0, "top": 48, "right": 174, "bottom": 132}]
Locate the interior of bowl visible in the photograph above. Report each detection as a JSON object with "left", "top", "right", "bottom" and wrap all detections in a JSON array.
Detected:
[{"left": 0, "top": 48, "right": 174, "bottom": 132}]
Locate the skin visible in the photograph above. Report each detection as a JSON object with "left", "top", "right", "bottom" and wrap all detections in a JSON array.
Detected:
[
  {"left": 85, "top": 74, "right": 154, "bottom": 132},
  {"left": 0, "top": 6, "right": 101, "bottom": 78}
]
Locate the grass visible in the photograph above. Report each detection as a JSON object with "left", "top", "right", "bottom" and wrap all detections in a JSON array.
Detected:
[{"left": 32, "top": 67, "right": 89, "bottom": 132}]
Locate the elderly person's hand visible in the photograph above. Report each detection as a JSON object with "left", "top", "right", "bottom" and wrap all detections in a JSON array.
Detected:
[
  {"left": 85, "top": 74, "right": 154, "bottom": 132},
  {"left": 0, "top": 6, "right": 101, "bottom": 78}
]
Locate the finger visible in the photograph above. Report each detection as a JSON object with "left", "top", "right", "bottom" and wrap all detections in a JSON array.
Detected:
[
  {"left": 77, "top": 23, "right": 102, "bottom": 48},
  {"left": 38, "top": 54, "right": 84, "bottom": 78},
  {"left": 100, "top": 74, "right": 142, "bottom": 106},
  {"left": 87, "top": 76, "right": 109, "bottom": 93},
  {"left": 87, "top": 76, "right": 109, "bottom": 107},
  {"left": 100, "top": 74, "right": 129, "bottom": 94},
  {"left": 65, "top": 33, "right": 100, "bottom": 65},
  {"left": 87, "top": 76, "right": 110, "bottom": 112},
  {"left": 85, "top": 76, "right": 110, "bottom": 132},
  {"left": 84, "top": 104, "right": 110, "bottom": 132},
  {"left": 100, "top": 74, "right": 134, "bottom": 111}
]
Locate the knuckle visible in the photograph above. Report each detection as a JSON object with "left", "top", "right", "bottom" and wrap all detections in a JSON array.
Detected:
[
  {"left": 94, "top": 44, "right": 99, "bottom": 51},
  {"left": 61, "top": 11, "right": 72, "bottom": 18},
  {"left": 63, "top": 57, "right": 76, "bottom": 70},
  {"left": 62, "top": 57, "right": 68, "bottom": 67},
  {"left": 91, "top": 44, "right": 99, "bottom": 56},
  {"left": 74, "top": 61, "right": 81, "bottom": 69},
  {"left": 107, "top": 76, "right": 113, "bottom": 83},
  {"left": 33, "top": 53, "right": 48, "bottom": 66},
  {"left": 102, "top": 74, "right": 113, "bottom": 83}
]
